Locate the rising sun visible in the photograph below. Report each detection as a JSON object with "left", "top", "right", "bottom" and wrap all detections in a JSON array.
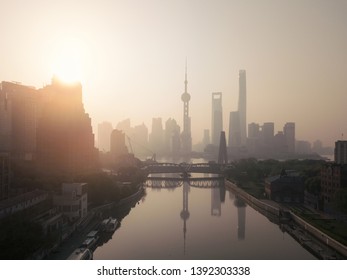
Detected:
[{"left": 51, "top": 39, "right": 85, "bottom": 84}]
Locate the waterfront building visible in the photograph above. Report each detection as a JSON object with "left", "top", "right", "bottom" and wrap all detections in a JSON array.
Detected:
[
  {"left": 53, "top": 183, "right": 87, "bottom": 222},
  {"left": 211, "top": 92, "right": 223, "bottom": 146},
  {"left": 265, "top": 170, "right": 305, "bottom": 203}
]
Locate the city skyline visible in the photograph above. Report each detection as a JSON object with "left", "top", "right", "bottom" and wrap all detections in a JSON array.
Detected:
[{"left": 1, "top": 0, "right": 346, "bottom": 148}]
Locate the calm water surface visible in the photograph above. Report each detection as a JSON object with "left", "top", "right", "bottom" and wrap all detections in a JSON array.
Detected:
[{"left": 94, "top": 180, "right": 316, "bottom": 260}]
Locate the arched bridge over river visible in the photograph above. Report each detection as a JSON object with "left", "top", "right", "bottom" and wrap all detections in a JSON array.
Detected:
[
  {"left": 144, "top": 176, "right": 225, "bottom": 188},
  {"left": 142, "top": 162, "right": 231, "bottom": 188},
  {"left": 143, "top": 162, "right": 230, "bottom": 175}
]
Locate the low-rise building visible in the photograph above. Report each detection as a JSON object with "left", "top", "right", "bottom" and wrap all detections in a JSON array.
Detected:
[
  {"left": 320, "top": 163, "right": 347, "bottom": 213},
  {"left": 265, "top": 170, "right": 305, "bottom": 203},
  {"left": 53, "top": 183, "right": 87, "bottom": 222},
  {"left": 0, "top": 189, "right": 49, "bottom": 219}
]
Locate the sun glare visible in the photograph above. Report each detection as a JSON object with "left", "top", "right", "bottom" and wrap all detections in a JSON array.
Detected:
[{"left": 51, "top": 39, "right": 85, "bottom": 84}]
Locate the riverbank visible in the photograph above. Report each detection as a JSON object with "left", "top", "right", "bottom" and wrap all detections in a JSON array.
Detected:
[
  {"left": 45, "top": 185, "right": 145, "bottom": 260},
  {"left": 225, "top": 180, "right": 347, "bottom": 259}
]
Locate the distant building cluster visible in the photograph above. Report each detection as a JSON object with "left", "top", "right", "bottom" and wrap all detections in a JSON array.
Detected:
[
  {"left": 97, "top": 68, "right": 333, "bottom": 161},
  {"left": 245, "top": 122, "right": 295, "bottom": 158},
  {"left": 97, "top": 65, "right": 192, "bottom": 159}
]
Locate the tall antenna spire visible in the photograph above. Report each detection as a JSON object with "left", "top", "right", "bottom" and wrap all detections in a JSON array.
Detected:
[{"left": 184, "top": 58, "right": 188, "bottom": 93}]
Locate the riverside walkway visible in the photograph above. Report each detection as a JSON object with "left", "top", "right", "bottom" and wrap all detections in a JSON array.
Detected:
[{"left": 225, "top": 180, "right": 347, "bottom": 259}]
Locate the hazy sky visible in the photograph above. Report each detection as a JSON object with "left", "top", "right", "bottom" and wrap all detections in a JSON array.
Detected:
[{"left": 1, "top": 0, "right": 346, "bottom": 147}]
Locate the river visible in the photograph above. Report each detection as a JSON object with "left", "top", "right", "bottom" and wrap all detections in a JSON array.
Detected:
[{"left": 93, "top": 179, "right": 316, "bottom": 260}]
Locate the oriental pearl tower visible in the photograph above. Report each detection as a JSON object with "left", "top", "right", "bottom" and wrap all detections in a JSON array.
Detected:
[{"left": 180, "top": 61, "right": 192, "bottom": 155}]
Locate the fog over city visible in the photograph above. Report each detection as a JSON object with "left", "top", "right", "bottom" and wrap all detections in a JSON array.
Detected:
[{"left": 1, "top": 0, "right": 346, "bottom": 147}]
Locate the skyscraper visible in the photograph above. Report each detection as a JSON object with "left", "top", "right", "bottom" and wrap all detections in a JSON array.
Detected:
[
  {"left": 165, "top": 118, "right": 181, "bottom": 156},
  {"left": 228, "top": 111, "right": 240, "bottom": 148},
  {"left": 98, "top": 121, "right": 113, "bottom": 152},
  {"left": 202, "top": 129, "right": 210, "bottom": 148},
  {"left": 110, "top": 129, "right": 128, "bottom": 157},
  {"left": 36, "top": 77, "right": 96, "bottom": 177},
  {"left": 238, "top": 70, "right": 247, "bottom": 146},
  {"left": 211, "top": 92, "right": 223, "bottom": 146},
  {"left": 283, "top": 122, "right": 295, "bottom": 154},
  {"left": 0, "top": 81, "right": 39, "bottom": 160},
  {"left": 149, "top": 117, "right": 164, "bottom": 154},
  {"left": 180, "top": 62, "right": 192, "bottom": 155}
]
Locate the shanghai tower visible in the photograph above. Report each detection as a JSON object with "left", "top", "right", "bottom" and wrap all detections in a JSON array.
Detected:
[{"left": 238, "top": 70, "right": 247, "bottom": 146}]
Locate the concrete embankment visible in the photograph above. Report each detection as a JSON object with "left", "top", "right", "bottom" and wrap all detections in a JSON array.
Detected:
[
  {"left": 225, "top": 180, "right": 280, "bottom": 218},
  {"left": 225, "top": 180, "right": 347, "bottom": 259},
  {"left": 290, "top": 212, "right": 347, "bottom": 257}
]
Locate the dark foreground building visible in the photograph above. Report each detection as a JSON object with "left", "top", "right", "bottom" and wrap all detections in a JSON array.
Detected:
[
  {"left": 265, "top": 170, "right": 305, "bottom": 203},
  {"left": 36, "top": 77, "right": 97, "bottom": 178}
]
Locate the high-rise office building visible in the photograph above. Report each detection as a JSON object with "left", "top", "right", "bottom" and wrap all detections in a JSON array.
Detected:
[
  {"left": 36, "top": 77, "right": 96, "bottom": 177},
  {"left": 110, "top": 129, "right": 128, "bottom": 157},
  {"left": 0, "top": 81, "right": 39, "bottom": 160},
  {"left": 131, "top": 123, "right": 149, "bottom": 156},
  {"left": 283, "top": 122, "right": 295, "bottom": 154},
  {"left": 218, "top": 131, "right": 228, "bottom": 164},
  {"left": 180, "top": 63, "right": 192, "bottom": 155},
  {"left": 247, "top": 122, "right": 260, "bottom": 155},
  {"left": 211, "top": 92, "right": 223, "bottom": 146},
  {"left": 165, "top": 118, "right": 181, "bottom": 156},
  {"left": 98, "top": 121, "right": 113, "bottom": 152},
  {"left": 262, "top": 122, "right": 274, "bottom": 142},
  {"left": 228, "top": 111, "right": 240, "bottom": 148},
  {"left": 238, "top": 70, "right": 247, "bottom": 146},
  {"left": 334, "top": 140, "right": 347, "bottom": 164},
  {"left": 116, "top": 118, "right": 131, "bottom": 136},
  {"left": 149, "top": 117, "right": 164, "bottom": 154},
  {"left": 202, "top": 129, "right": 210, "bottom": 148},
  {"left": 248, "top": 123, "right": 260, "bottom": 139}
]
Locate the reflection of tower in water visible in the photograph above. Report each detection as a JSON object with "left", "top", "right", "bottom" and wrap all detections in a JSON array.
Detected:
[
  {"left": 180, "top": 181, "right": 190, "bottom": 255},
  {"left": 211, "top": 188, "right": 221, "bottom": 216},
  {"left": 234, "top": 196, "right": 246, "bottom": 240}
]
